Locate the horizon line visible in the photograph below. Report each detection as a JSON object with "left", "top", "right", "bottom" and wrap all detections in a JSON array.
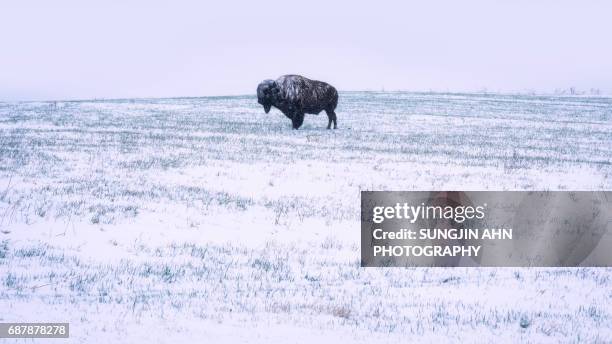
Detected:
[{"left": 2, "top": 88, "right": 611, "bottom": 103}]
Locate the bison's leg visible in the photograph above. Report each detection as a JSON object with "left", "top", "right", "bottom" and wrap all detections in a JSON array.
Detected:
[
  {"left": 325, "top": 109, "right": 338, "bottom": 129},
  {"left": 292, "top": 112, "right": 305, "bottom": 129}
]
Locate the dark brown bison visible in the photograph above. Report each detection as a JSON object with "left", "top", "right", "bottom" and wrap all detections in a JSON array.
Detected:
[{"left": 257, "top": 75, "right": 338, "bottom": 129}]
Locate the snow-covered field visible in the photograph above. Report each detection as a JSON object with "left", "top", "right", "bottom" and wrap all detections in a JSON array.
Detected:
[{"left": 1, "top": 92, "right": 611, "bottom": 343}]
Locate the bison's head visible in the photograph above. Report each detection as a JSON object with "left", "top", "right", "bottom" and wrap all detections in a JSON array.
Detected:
[{"left": 257, "top": 79, "right": 279, "bottom": 113}]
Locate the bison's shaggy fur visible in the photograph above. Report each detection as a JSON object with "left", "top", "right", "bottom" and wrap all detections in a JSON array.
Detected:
[{"left": 257, "top": 75, "right": 338, "bottom": 129}]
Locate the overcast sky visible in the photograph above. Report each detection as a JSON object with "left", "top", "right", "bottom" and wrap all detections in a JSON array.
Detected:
[{"left": 1, "top": 0, "right": 611, "bottom": 101}]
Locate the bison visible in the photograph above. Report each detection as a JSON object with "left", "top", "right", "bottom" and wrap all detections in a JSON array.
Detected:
[{"left": 257, "top": 75, "right": 338, "bottom": 129}]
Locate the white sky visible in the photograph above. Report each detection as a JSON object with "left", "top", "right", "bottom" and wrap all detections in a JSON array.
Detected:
[{"left": 1, "top": 0, "right": 611, "bottom": 100}]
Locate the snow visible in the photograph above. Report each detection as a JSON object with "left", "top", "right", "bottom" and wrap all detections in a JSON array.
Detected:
[{"left": 0, "top": 92, "right": 611, "bottom": 342}]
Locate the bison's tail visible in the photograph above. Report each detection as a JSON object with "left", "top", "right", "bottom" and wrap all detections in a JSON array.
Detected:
[{"left": 329, "top": 88, "right": 339, "bottom": 110}]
